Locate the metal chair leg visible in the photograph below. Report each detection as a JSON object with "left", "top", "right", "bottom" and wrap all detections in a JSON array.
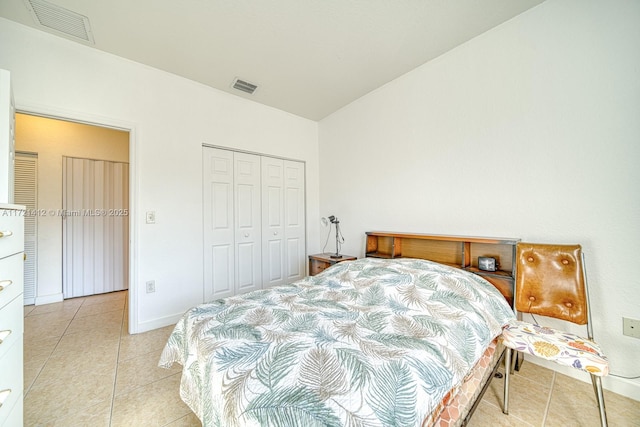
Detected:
[
  {"left": 591, "top": 374, "right": 608, "bottom": 427},
  {"left": 503, "top": 348, "right": 512, "bottom": 415}
]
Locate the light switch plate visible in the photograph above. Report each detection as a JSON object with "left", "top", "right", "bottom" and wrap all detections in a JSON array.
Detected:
[{"left": 146, "top": 211, "right": 156, "bottom": 224}]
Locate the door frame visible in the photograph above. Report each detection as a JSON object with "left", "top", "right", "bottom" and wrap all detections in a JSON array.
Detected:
[{"left": 15, "top": 102, "right": 140, "bottom": 333}]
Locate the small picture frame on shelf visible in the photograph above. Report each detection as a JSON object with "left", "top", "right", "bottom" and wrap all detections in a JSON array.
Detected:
[{"left": 478, "top": 256, "right": 497, "bottom": 272}]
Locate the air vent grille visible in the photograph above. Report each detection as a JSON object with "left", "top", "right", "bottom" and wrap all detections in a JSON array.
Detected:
[
  {"left": 232, "top": 78, "right": 258, "bottom": 95},
  {"left": 24, "top": 0, "right": 95, "bottom": 44}
]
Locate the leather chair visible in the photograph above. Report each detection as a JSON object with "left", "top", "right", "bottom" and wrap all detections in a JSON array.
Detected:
[{"left": 501, "top": 243, "right": 608, "bottom": 426}]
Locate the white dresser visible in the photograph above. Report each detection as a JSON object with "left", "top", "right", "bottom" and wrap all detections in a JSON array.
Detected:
[{"left": 0, "top": 203, "right": 24, "bottom": 427}]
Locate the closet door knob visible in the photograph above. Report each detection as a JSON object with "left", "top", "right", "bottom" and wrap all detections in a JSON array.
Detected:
[{"left": 244, "top": 233, "right": 249, "bottom": 238}]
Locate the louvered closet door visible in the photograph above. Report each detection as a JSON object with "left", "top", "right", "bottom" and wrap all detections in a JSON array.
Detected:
[
  {"left": 14, "top": 153, "right": 37, "bottom": 304},
  {"left": 203, "top": 148, "right": 235, "bottom": 301}
]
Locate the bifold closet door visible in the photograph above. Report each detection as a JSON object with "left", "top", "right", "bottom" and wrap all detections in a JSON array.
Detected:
[
  {"left": 203, "top": 147, "right": 262, "bottom": 301},
  {"left": 283, "top": 160, "right": 305, "bottom": 284},
  {"left": 261, "top": 157, "right": 285, "bottom": 288},
  {"left": 203, "top": 148, "right": 235, "bottom": 301},
  {"left": 261, "top": 157, "right": 305, "bottom": 287},
  {"left": 233, "top": 152, "right": 261, "bottom": 295},
  {"left": 204, "top": 146, "right": 305, "bottom": 300}
]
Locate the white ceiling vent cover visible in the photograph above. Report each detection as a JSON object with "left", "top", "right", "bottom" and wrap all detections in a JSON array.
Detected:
[
  {"left": 231, "top": 78, "right": 258, "bottom": 95},
  {"left": 24, "top": 0, "right": 95, "bottom": 44}
]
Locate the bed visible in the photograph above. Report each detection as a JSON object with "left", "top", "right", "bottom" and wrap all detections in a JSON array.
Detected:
[{"left": 160, "top": 255, "right": 515, "bottom": 426}]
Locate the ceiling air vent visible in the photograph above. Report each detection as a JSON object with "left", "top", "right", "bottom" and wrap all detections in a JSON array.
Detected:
[
  {"left": 23, "top": 0, "right": 95, "bottom": 44},
  {"left": 231, "top": 78, "right": 258, "bottom": 95}
]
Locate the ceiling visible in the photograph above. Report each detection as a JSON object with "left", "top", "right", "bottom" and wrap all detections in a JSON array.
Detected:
[{"left": 0, "top": 0, "right": 545, "bottom": 120}]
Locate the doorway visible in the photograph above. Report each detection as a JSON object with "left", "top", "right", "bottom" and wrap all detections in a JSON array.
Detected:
[{"left": 14, "top": 113, "right": 130, "bottom": 303}]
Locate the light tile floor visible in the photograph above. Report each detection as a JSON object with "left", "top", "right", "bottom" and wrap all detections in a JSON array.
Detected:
[{"left": 24, "top": 291, "right": 640, "bottom": 426}]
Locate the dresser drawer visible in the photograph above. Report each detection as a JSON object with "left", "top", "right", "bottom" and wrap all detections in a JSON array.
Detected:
[
  {"left": 0, "top": 211, "right": 24, "bottom": 258},
  {"left": 0, "top": 296, "right": 23, "bottom": 361},
  {"left": 309, "top": 259, "right": 329, "bottom": 276},
  {"left": 0, "top": 337, "right": 23, "bottom": 427},
  {"left": 308, "top": 254, "right": 357, "bottom": 277},
  {"left": 0, "top": 394, "right": 22, "bottom": 427},
  {"left": 0, "top": 254, "right": 23, "bottom": 311}
]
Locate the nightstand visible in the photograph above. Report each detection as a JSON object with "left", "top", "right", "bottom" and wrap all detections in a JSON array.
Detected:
[{"left": 308, "top": 253, "right": 357, "bottom": 276}]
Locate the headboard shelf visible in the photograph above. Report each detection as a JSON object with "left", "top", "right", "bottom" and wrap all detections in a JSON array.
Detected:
[{"left": 365, "top": 231, "right": 520, "bottom": 303}]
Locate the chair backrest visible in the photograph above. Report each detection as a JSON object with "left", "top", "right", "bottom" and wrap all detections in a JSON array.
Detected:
[{"left": 515, "top": 243, "right": 588, "bottom": 325}]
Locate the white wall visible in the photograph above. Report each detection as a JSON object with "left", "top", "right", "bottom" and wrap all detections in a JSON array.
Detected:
[
  {"left": 319, "top": 0, "right": 640, "bottom": 399},
  {"left": 0, "top": 18, "right": 320, "bottom": 333},
  {"left": 15, "top": 114, "right": 129, "bottom": 304}
]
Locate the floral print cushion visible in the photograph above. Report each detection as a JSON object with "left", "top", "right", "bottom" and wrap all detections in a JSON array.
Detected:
[{"left": 502, "top": 319, "right": 609, "bottom": 376}]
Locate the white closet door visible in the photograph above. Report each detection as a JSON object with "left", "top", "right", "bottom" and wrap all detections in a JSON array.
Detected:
[
  {"left": 261, "top": 157, "right": 285, "bottom": 288},
  {"left": 284, "top": 160, "right": 305, "bottom": 283},
  {"left": 234, "top": 152, "right": 262, "bottom": 294},
  {"left": 62, "top": 157, "right": 129, "bottom": 298},
  {"left": 14, "top": 153, "right": 37, "bottom": 304},
  {"left": 203, "top": 147, "right": 306, "bottom": 298},
  {"left": 203, "top": 148, "right": 235, "bottom": 301}
]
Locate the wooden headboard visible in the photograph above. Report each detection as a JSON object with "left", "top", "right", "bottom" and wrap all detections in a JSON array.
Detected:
[{"left": 365, "top": 232, "right": 520, "bottom": 304}]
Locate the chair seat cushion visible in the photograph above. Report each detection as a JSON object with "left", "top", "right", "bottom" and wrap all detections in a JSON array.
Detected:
[{"left": 502, "top": 320, "right": 609, "bottom": 376}]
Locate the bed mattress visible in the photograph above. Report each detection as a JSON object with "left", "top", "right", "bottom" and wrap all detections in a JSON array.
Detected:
[{"left": 160, "top": 258, "right": 514, "bottom": 426}]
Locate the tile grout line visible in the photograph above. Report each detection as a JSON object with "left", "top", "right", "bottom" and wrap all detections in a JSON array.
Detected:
[
  {"left": 108, "top": 296, "right": 128, "bottom": 427},
  {"left": 541, "top": 371, "right": 556, "bottom": 426},
  {"left": 24, "top": 294, "right": 126, "bottom": 425},
  {"left": 23, "top": 297, "right": 87, "bottom": 425},
  {"left": 23, "top": 299, "right": 84, "bottom": 397},
  {"left": 105, "top": 294, "right": 189, "bottom": 426}
]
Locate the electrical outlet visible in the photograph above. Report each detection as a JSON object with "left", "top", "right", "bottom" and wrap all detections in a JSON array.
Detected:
[
  {"left": 623, "top": 317, "right": 640, "bottom": 339},
  {"left": 146, "top": 280, "right": 155, "bottom": 293}
]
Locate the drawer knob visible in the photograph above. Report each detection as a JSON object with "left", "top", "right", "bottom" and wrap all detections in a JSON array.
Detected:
[
  {"left": 0, "top": 389, "right": 11, "bottom": 408},
  {"left": 0, "top": 330, "right": 11, "bottom": 345},
  {"left": 0, "top": 230, "right": 14, "bottom": 238},
  {"left": 0, "top": 280, "right": 12, "bottom": 293}
]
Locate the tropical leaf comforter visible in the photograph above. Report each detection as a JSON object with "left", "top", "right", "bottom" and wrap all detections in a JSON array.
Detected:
[{"left": 159, "top": 257, "right": 515, "bottom": 427}]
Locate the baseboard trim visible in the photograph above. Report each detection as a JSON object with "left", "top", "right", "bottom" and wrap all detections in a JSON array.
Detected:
[
  {"left": 130, "top": 313, "right": 183, "bottom": 335},
  {"left": 34, "top": 293, "right": 63, "bottom": 306}
]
